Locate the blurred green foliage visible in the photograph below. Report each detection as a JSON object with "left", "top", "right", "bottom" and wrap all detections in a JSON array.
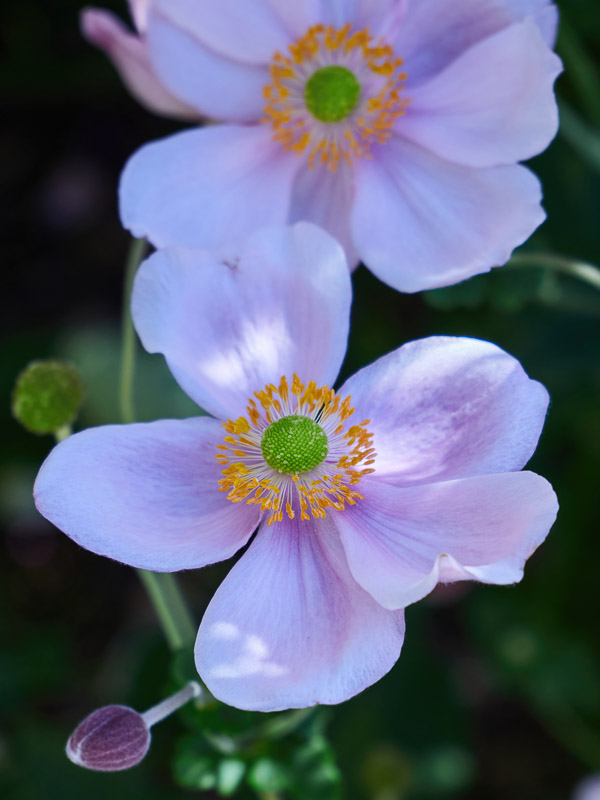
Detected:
[
  {"left": 1, "top": 1, "right": 600, "bottom": 799},
  {"left": 174, "top": 705, "right": 342, "bottom": 799}
]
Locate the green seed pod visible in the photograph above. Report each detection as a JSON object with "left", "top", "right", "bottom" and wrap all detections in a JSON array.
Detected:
[{"left": 12, "top": 360, "right": 85, "bottom": 435}]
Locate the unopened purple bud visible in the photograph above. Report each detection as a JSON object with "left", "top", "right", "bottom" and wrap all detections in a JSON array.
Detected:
[
  {"left": 66, "top": 683, "right": 202, "bottom": 772},
  {"left": 66, "top": 705, "right": 150, "bottom": 772}
]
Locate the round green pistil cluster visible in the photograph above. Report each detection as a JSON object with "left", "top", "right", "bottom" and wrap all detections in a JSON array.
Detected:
[
  {"left": 261, "top": 415, "right": 329, "bottom": 475},
  {"left": 304, "top": 66, "right": 361, "bottom": 123}
]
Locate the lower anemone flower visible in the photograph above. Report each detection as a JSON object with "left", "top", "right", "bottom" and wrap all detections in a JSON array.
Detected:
[
  {"left": 90, "top": 0, "right": 562, "bottom": 292},
  {"left": 34, "top": 224, "right": 558, "bottom": 711}
]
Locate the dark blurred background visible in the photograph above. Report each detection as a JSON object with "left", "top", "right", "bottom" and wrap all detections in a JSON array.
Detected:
[{"left": 1, "top": 1, "right": 599, "bottom": 798}]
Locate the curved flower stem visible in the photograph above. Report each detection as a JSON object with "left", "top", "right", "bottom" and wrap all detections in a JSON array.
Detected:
[
  {"left": 508, "top": 252, "right": 600, "bottom": 292},
  {"left": 256, "top": 707, "right": 314, "bottom": 740},
  {"left": 559, "top": 100, "right": 600, "bottom": 175},
  {"left": 141, "top": 681, "right": 202, "bottom": 727},
  {"left": 558, "top": 20, "right": 600, "bottom": 130},
  {"left": 531, "top": 694, "right": 600, "bottom": 771},
  {"left": 137, "top": 571, "right": 196, "bottom": 651},
  {"left": 119, "top": 237, "right": 148, "bottom": 425},
  {"left": 117, "top": 237, "right": 197, "bottom": 652}
]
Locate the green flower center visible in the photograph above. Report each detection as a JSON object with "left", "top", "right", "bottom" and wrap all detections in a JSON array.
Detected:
[
  {"left": 261, "top": 415, "right": 329, "bottom": 475},
  {"left": 304, "top": 66, "right": 361, "bottom": 123}
]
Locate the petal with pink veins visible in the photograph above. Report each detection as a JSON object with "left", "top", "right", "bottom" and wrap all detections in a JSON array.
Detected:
[
  {"left": 132, "top": 223, "right": 351, "bottom": 420},
  {"left": 34, "top": 418, "right": 260, "bottom": 572},
  {"left": 399, "top": 20, "right": 561, "bottom": 168},
  {"left": 499, "top": 0, "right": 559, "bottom": 46},
  {"left": 264, "top": 0, "right": 328, "bottom": 38},
  {"left": 120, "top": 125, "right": 300, "bottom": 250},
  {"left": 314, "top": 0, "right": 399, "bottom": 31},
  {"left": 80, "top": 8, "right": 199, "bottom": 119},
  {"left": 146, "top": 4, "right": 268, "bottom": 120},
  {"left": 128, "top": 0, "right": 149, "bottom": 32},
  {"left": 393, "top": 0, "right": 518, "bottom": 86},
  {"left": 351, "top": 136, "right": 545, "bottom": 292},
  {"left": 289, "top": 165, "right": 359, "bottom": 268},
  {"left": 338, "top": 337, "right": 549, "bottom": 485},
  {"left": 195, "top": 515, "right": 405, "bottom": 711},
  {"left": 150, "top": 0, "right": 295, "bottom": 64},
  {"left": 337, "top": 473, "right": 558, "bottom": 609}
]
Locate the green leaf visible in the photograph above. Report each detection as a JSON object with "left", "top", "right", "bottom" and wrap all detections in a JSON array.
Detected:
[
  {"left": 288, "top": 734, "right": 343, "bottom": 800},
  {"left": 173, "top": 735, "right": 217, "bottom": 790},
  {"left": 217, "top": 758, "right": 246, "bottom": 796},
  {"left": 417, "top": 746, "right": 475, "bottom": 792},
  {"left": 248, "top": 757, "right": 290, "bottom": 793}
]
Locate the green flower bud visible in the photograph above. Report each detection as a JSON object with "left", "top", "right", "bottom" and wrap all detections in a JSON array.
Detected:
[{"left": 12, "top": 360, "right": 85, "bottom": 435}]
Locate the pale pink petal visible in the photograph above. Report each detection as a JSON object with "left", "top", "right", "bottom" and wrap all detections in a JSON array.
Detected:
[
  {"left": 195, "top": 515, "right": 405, "bottom": 711},
  {"left": 146, "top": 4, "right": 268, "bottom": 120},
  {"left": 128, "top": 0, "right": 149, "bottom": 32},
  {"left": 289, "top": 165, "right": 359, "bottom": 268},
  {"left": 80, "top": 8, "right": 198, "bottom": 119},
  {"left": 499, "top": 0, "right": 559, "bottom": 46},
  {"left": 393, "top": 0, "right": 517, "bottom": 86},
  {"left": 150, "top": 0, "right": 294, "bottom": 64},
  {"left": 573, "top": 776, "right": 600, "bottom": 800},
  {"left": 132, "top": 223, "right": 351, "bottom": 420},
  {"left": 399, "top": 20, "right": 561, "bottom": 167},
  {"left": 338, "top": 336, "right": 549, "bottom": 485},
  {"left": 264, "top": 0, "right": 325, "bottom": 37},
  {"left": 337, "top": 473, "right": 558, "bottom": 608},
  {"left": 314, "top": 0, "right": 399, "bottom": 31},
  {"left": 34, "top": 418, "right": 260, "bottom": 572},
  {"left": 351, "top": 136, "right": 545, "bottom": 292},
  {"left": 120, "top": 125, "right": 300, "bottom": 250},
  {"left": 354, "top": 0, "right": 401, "bottom": 28}
]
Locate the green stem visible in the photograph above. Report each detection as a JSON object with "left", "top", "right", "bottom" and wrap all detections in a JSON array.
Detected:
[
  {"left": 257, "top": 708, "right": 314, "bottom": 741},
  {"left": 558, "top": 20, "right": 600, "bottom": 130},
  {"left": 508, "top": 252, "right": 600, "bottom": 291},
  {"left": 137, "top": 571, "right": 196, "bottom": 651},
  {"left": 530, "top": 693, "right": 600, "bottom": 771},
  {"left": 117, "top": 237, "right": 197, "bottom": 653},
  {"left": 558, "top": 100, "right": 600, "bottom": 175},
  {"left": 119, "top": 237, "right": 148, "bottom": 425}
]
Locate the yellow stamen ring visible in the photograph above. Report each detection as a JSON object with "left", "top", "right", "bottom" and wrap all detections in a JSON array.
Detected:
[
  {"left": 262, "top": 23, "right": 409, "bottom": 172},
  {"left": 216, "top": 374, "right": 376, "bottom": 526}
]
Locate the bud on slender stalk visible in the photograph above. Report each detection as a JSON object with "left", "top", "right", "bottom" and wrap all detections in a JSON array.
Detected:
[
  {"left": 12, "top": 359, "right": 84, "bottom": 435},
  {"left": 66, "top": 705, "right": 150, "bottom": 771},
  {"left": 66, "top": 682, "right": 201, "bottom": 772}
]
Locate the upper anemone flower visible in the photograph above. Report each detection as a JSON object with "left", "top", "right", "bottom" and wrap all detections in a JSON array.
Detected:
[
  {"left": 35, "top": 224, "right": 558, "bottom": 711},
  {"left": 92, "top": 0, "right": 561, "bottom": 292}
]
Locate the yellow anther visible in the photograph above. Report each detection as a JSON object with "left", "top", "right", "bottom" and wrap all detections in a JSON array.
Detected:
[
  {"left": 262, "top": 24, "right": 408, "bottom": 172},
  {"left": 216, "top": 373, "right": 375, "bottom": 524}
]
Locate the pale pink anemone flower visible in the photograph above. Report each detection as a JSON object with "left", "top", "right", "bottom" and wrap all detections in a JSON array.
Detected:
[
  {"left": 84, "top": 0, "right": 561, "bottom": 293},
  {"left": 34, "top": 224, "right": 558, "bottom": 711}
]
